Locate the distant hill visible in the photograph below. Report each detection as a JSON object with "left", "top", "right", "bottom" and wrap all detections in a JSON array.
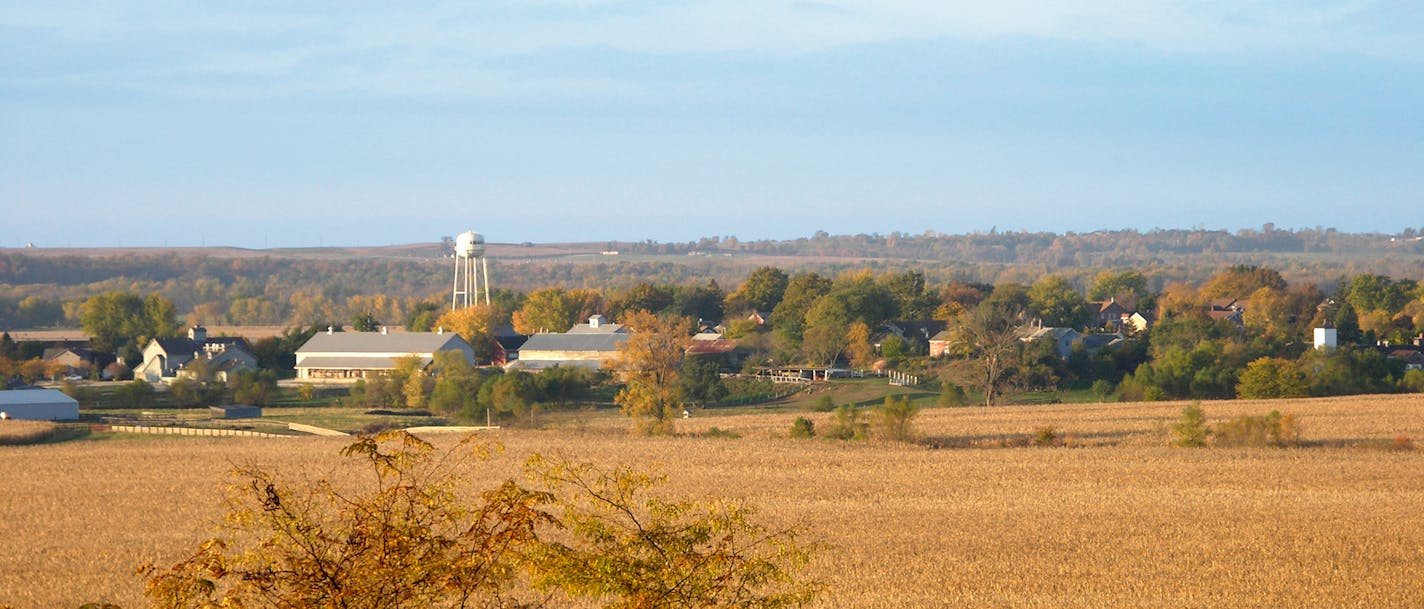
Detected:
[{"left": 3, "top": 227, "right": 1422, "bottom": 329}]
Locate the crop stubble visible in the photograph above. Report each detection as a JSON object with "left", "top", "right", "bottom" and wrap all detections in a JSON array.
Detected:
[{"left": 1, "top": 395, "right": 1421, "bottom": 608}]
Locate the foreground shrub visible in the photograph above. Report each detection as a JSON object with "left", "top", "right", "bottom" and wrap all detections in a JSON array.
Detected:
[
  {"left": 1214, "top": 410, "right": 1301, "bottom": 448},
  {"left": 1032, "top": 426, "right": 1058, "bottom": 447},
  {"left": 875, "top": 395, "right": 920, "bottom": 442},
  {"left": 1171, "top": 403, "right": 1209, "bottom": 447},
  {"left": 938, "top": 382, "right": 968, "bottom": 407},
  {"left": 141, "top": 431, "right": 814, "bottom": 609},
  {"left": 789, "top": 417, "right": 816, "bottom": 438},
  {"left": 826, "top": 404, "right": 868, "bottom": 441}
]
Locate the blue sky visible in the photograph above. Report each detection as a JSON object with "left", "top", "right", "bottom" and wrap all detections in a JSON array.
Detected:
[{"left": 4, "top": 1, "right": 1422, "bottom": 248}]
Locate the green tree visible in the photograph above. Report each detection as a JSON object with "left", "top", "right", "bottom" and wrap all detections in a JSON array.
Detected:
[
  {"left": 938, "top": 382, "right": 967, "bottom": 407},
  {"left": 1027, "top": 275, "right": 1090, "bottom": 329},
  {"left": 672, "top": 280, "right": 726, "bottom": 322},
  {"left": 789, "top": 417, "right": 816, "bottom": 438},
  {"left": 1236, "top": 357, "right": 1308, "bottom": 399},
  {"left": 80, "top": 292, "right": 180, "bottom": 354},
  {"left": 403, "top": 300, "right": 443, "bottom": 332},
  {"left": 725, "top": 266, "right": 789, "bottom": 314},
  {"left": 879, "top": 270, "right": 936, "bottom": 320},
  {"left": 607, "top": 283, "right": 676, "bottom": 320},
  {"left": 1088, "top": 270, "right": 1151, "bottom": 305},
  {"left": 351, "top": 311, "right": 381, "bottom": 332},
  {"left": 1344, "top": 274, "right": 1415, "bottom": 314},
  {"left": 612, "top": 310, "right": 694, "bottom": 435},
  {"left": 800, "top": 296, "right": 851, "bottom": 366},
  {"left": 770, "top": 273, "right": 832, "bottom": 340},
  {"left": 231, "top": 369, "right": 279, "bottom": 406},
  {"left": 117, "top": 379, "right": 157, "bottom": 408},
  {"left": 678, "top": 355, "right": 728, "bottom": 407}
]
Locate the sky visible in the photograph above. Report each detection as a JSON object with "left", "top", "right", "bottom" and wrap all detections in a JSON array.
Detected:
[{"left": 3, "top": 1, "right": 1422, "bottom": 248}]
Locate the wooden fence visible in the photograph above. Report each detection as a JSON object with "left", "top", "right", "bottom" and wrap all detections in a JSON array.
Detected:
[{"left": 107, "top": 425, "right": 291, "bottom": 438}]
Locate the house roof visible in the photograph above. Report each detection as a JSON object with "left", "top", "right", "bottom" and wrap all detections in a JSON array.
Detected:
[
  {"left": 494, "top": 334, "right": 529, "bottom": 351},
  {"left": 153, "top": 336, "right": 251, "bottom": 356},
  {"left": 296, "top": 332, "right": 471, "bottom": 355},
  {"left": 565, "top": 323, "right": 626, "bottom": 334},
  {"left": 520, "top": 333, "right": 628, "bottom": 352},
  {"left": 1019, "top": 326, "right": 1078, "bottom": 341},
  {"left": 43, "top": 346, "right": 96, "bottom": 361},
  {"left": 882, "top": 320, "right": 949, "bottom": 341},
  {"left": 686, "top": 339, "right": 737, "bottom": 355},
  {"left": 1080, "top": 333, "right": 1124, "bottom": 350},
  {"left": 295, "top": 356, "right": 436, "bottom": 370}
]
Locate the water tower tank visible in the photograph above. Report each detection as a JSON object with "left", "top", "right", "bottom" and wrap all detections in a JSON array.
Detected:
[{"left": 455, "top": 230, "right": 481, "bottom": 258}]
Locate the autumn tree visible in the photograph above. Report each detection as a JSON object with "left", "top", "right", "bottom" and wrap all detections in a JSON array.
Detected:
[
  {"left": 611, "top": 310, "right": 695, "bottom": 434},
  {"left": 950, "top": 302, "right": 1024, "bottom": 406},
  {"left": 844, "top": 321, "right": 876, "bottom": 369},
  {"left": 1200, "top": 265, "right": 1286, "bottom": 299},
  {"left": 434, "top": 304, "right": 506, "bottom": 364}
]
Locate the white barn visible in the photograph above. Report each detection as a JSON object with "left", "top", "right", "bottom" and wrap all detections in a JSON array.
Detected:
[{"left": 0, "top": 389, "right": 80, "bottom": 421}]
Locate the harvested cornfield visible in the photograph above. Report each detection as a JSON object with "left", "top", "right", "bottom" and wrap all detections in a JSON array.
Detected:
[{"left": 1, "top": 394, "right": 1421, "bottom": 608}]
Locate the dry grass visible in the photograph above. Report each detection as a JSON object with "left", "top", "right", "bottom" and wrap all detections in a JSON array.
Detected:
[{"left": 1, "top": 395, "right": 1422, "bottom": 608}]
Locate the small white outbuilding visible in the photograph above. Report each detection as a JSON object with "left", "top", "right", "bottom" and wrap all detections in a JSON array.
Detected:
[{"left": 0, "top": 389, "right": 81, "bottom": 421}]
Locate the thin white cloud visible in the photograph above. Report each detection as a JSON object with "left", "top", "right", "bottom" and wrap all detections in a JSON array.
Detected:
[{"left": 2, "top": 1, "right": 1417, "bottom": 102}]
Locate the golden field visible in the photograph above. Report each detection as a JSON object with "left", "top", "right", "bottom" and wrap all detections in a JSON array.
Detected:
[{"left": 2, "top": 394, "right": 1422, "bottom": 608}]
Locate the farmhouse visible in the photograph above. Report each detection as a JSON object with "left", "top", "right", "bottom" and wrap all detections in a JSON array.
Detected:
[
  {"left": 133, "top": 326, "right": 257, "bottom": 383},
  {"left": 0, "top": 388, "right": 79, "bottom": 420},
  {"left": 294, "top": 328, "right": 476, "bottom": 382}
]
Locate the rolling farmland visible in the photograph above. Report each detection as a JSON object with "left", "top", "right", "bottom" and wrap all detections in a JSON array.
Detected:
[{"left": 2, "top": 395, "right": 1422, "bottom": 608}]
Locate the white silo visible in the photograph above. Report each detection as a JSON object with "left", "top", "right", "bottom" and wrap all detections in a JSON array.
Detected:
[{"left": 451, "top": 230, "right": 492, "bottom": 309}]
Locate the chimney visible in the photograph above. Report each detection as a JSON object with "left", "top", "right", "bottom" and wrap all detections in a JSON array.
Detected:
[
  {"left": 437, "top": 326, "right": 444, "bottom": 335},
  {"left": 327, "top": 325, "right": 333, "bottom": 335},
  {"left": 381, "top": 326, "right": 388, "bottom": 335},
  {"left": 188, "top": 325, "right": 206, "bottom": 342}
]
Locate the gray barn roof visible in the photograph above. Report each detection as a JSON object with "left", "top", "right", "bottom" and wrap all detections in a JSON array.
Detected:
[
  {"left": 296, "top": 332, "right": 472, "bottom": 355},
  {"left": 519, "top": 333, "right": 628, "bottom": 353}
]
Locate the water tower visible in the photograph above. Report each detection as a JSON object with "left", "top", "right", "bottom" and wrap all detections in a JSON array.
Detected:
[{"left": 451, "top": 230, "right": 491, "bottom": 309}]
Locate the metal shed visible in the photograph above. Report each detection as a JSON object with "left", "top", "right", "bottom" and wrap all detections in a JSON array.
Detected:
[{"left": 0, "top": 389, "right": 80, "bottom": 421}]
